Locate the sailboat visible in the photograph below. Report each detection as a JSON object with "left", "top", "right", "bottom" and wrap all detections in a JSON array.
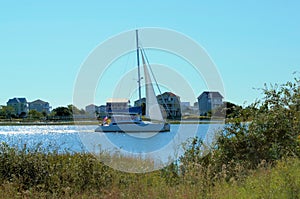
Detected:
[{"left": 95, "top": 30, "right": 170, "bottom": 132}]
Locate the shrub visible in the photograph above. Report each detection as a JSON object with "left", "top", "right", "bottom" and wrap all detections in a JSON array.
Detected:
[
  {"left": 219, "top": 78, "right": 300, "bottom": 166},
  {"left": 179, "top": 77, "right": 300, "bottom": 184}
]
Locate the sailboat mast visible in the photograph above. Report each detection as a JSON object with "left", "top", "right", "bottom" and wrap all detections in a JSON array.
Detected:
[{"left": 136, "top": 29, "right": 142, "bottom": 114}]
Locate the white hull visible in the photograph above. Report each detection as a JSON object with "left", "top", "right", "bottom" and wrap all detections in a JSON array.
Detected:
[{"left": 95, "top": 121, "right": 170, "bottom": 132}]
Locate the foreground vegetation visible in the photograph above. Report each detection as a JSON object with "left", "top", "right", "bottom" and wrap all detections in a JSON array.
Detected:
[
  {"left": 0, "top": 77, "right": 299, "bottom": 198},
  {"left": 0, "top": 144, "right": 299, "bottom": 199}
]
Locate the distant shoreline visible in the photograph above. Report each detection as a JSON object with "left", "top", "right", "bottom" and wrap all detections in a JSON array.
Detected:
[
  {"left": 0, "top": 121, "right": 99, "bottom": 126},
  {"left": 0, "top": 118, "right": 226, "bottom": 126}
]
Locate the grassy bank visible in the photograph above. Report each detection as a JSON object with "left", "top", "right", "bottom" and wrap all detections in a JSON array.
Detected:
[{"left": 0, "top": 143, "right": 299, "bottom": 198}]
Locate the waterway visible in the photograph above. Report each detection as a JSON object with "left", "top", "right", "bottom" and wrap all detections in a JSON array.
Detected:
[{"left": 0, "top": 123, "right": 224, "bottom": 172}]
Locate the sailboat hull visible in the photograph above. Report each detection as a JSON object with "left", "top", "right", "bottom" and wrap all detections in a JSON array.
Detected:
[{"left": 95, "top": 121, "right": 170, "bottom": 132}]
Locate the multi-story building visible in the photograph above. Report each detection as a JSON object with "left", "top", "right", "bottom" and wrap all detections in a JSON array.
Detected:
[
  {"left": 197, "top": 91, "right": 223, "bottom": 116},
  {"left": 85, "top": 104, "right": 108, "bottom": 119},
  {"left": 106, "top": 98, "right": 130, "bottom": 113},
  {"left": 134, "top": 97, "right": 146, "bottom": 107},
  {"left": 85, "top": 104, "right": 98, "bottom": 116},
  {"left": 133, "top": 92, "right": 182, "bottom": 119},
  {"left": 157, "top": 92, "right": 181, "bottom": 119},
  {"left": 6, "top": 97, "right": 28, "bottom": 117},
  {"left": 28, "top": 99, "right": 51, "bottom": 114}
]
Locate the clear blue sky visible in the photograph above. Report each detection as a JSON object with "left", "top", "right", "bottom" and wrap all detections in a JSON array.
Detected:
[{"left": 1, "top": 0, "right": 299, "bottom": 108}]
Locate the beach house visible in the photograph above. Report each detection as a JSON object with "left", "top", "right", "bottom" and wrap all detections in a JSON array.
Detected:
[
  {"left": 197, "top": 91, "right": 223, "bottom": 116},
  {"left": 6, "top": 97, "right": 29, "bottom": 117}
]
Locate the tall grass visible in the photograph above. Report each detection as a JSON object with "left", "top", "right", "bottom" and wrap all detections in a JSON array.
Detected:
[
  {"left": 211, "top": 158, "right": 300, "bottom": 199},
  {"left": 0, "top": 142, "right": 299, "bottom": 198}
]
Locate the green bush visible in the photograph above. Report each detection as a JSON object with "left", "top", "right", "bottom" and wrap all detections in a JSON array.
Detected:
[
  {"left": 178, "top": 77, "right": 300, "bottom": 184},
  {"left": 218, "top": 78, "right": 300, "bottom": 166},
  {"left": 0, "top": 143, "right": 115, "bottom": 197}
]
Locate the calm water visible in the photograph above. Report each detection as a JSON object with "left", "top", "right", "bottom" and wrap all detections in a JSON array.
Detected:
[{"left": 0, "top": 124, "right": 224, "bottom": 171}]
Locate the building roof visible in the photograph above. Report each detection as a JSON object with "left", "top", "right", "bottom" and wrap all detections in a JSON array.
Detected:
[
  {"left": 106, "top": 98, "right": 129, "bottom": 103},
  {"left": 157, "top": 92, "right": 179, "bottom": 98},
  {"left": 29, "top": 99, "right": 48, "bottom": 104},
  {"left": 85, "top": 104, "right": 96, "bottom": 108},
  {"left": 134, "top": 97, "right": 146, "bottom": 104},
  {"left": 7, "top": 97, "right": 27, "bottom": 104},
  {"left": 164, "top": 92, "right": 177, "bottom": 97},
  {"left": 197, "top": 91, "right": 223, "bottom": 99}
]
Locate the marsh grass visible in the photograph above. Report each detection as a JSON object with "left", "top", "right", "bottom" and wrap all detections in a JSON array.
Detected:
[
  {"left": 0, "top": 142, "right": 300, "bottom": 198},
  {"left": 211, "top": 158, "right": 300, "bottom": 199}
]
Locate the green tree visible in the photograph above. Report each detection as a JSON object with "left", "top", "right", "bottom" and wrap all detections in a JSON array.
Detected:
[
  {"left": 51, "top": 107, "right": 72, "bottom": 120},
  {"left": 0, "top": 106, "right": 15, "bottom": 119},
  {"left": 217, "top": 77, "right": 300, "bottom": 166},
  {"left": 28, "top": 110, "right": 43, "bottom": 120},
  {"left": 213, "top": 101, "right": 243, "bottom": 118},
  {"left": 67, "top": 104, "right": 86, "bottom": 115}
]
